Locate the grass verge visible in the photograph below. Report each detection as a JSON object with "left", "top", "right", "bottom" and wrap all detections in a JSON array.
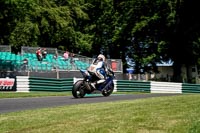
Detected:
[
  {"left": 0, "top": 94, "right": 200, "bottom": 133},
  {"left": 0, "top": 91, "right": 72, "bottom": 98},
  {"left": 0, "top": 91, "right": 139, "bottom": 99}
]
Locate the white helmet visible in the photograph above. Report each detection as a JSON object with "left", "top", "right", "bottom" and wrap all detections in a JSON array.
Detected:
[{"left": 97, "top": 54, "right": 105, "bottom": 62}]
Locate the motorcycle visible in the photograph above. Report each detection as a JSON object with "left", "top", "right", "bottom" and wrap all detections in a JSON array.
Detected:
[{"left": 72, "top": 69, "right": 115, "bottom": 98}]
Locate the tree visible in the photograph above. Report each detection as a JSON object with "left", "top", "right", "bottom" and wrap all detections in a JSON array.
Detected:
[
  {"left": 0, "top": 0, "right": 92, "bottom": 53},
  {"left": 168, "top": 0, "right": 200, "bottom": 82},
  {"left": 111, "top": 0, "right": 200, "bottom": 82},
  {"left": 78, "top": 0, "right": 116, "bottom": 57}
]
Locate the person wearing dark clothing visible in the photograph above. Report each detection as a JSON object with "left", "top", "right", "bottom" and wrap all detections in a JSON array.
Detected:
[
  {"left": 42, "top": 48, "right": 47, "bottom": 59},
  {"left": 21, "top": 58, "right": 28, "bottom": 71},
  {"left": 69, "top": 52, "right": 75, "bottom": 64}
]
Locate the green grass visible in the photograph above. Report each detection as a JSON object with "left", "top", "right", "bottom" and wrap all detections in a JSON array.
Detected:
[
  {"left": 1, "top": 94, "right": 200, "bottom": 133},
  {"left": 0, "top": 91, "right": 72, "bottom": 98},
  {"left": 0, "top": 91, "right": 139, "bottom": 99}
]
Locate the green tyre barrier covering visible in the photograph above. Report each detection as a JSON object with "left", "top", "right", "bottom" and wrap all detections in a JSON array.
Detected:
[
  {"left": 29, "top": 77, "right": 73, "bottom": 92},
  {"left": 116, "top": 80, "right": 151, "bottom": 92},
  {"left": 182, "top": 83, "right": 200, "bottom": 93}
]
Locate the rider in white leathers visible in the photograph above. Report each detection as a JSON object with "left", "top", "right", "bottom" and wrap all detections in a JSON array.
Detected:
[{"left": 87, "top": 54, "right": 108, "bottom": 88}]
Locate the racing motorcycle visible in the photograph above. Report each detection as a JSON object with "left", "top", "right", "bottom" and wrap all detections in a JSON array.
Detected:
[{"left": 72, "top": 69, "right": 115, "bottom": 98}]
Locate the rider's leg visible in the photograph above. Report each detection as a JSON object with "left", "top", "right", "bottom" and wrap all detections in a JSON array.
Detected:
[
  {"left": 97, "top": 79, "right": 105, "bottom": 84},
  {"left": 91, "top": 70, "right": 106, "bottom": 89}
]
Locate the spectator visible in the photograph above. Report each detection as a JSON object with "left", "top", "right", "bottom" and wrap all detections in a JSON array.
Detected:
[
  {"left": 23, "top": 58, "right": 28, "bottom": 64},
  {"left": 42, "top": 48, "right": 47, "bottom": 59},
  {"left": 63, "top": 50, "right": 69, "bottom": 61},
  {"left": 36, "top": 47, "right": 42, "bottom": 61},
  {"left": 21, "top": 58, "right": 28, "bottom": 71},
  {"left": 69, "top": 52, "right": 75, "bottom": 64},
  {"left": 53, "top": 51, "right": 58, "bottom": 60}
]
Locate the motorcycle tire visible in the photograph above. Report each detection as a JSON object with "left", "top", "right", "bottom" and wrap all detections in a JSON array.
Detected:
[
  {"left": 72, "top": 80, "right": 86, "bottom": 98},
  {"left": 102, "top": 82, "right": 114, "bottom": 97}
]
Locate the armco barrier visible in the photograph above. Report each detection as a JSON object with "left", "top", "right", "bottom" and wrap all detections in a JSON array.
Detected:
[
  {"left": 29, "top": 77, "right": 73, "bottom": 92},
  {"left": 116, "top": 80, "right": 151, "bottom": 92},
  {"left": 182, "top": 83, "right": 200, "bottom": 93}
]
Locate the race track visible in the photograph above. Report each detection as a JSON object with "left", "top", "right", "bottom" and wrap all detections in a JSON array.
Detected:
[{"left": 0, "top": 93, "right": 179, "bottom": 114}]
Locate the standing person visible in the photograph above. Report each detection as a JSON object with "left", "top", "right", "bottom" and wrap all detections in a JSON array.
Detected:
[
  {"left": 21, "top": 58, "right": 28, "bottom": 71},
  {"left": 36, "top": 47, "right": 42, "bottom": 61},
  {"left": 69, "top": 52, "right": 75, "bottom": 64},
  {"left": 53, "top": 51, "right": 58, "bottom": 70},
  {"left": 42, "top": 48, "right": 47, "bottom": 59},
  {"left": 87, "top": 54, "right": 109, "bottom": 89},
  {"left": 53, "top": 51, "right": 58, "bottom": 60},
  {"left": 63, "top": 50, "right": 69, "bottom": 61}
]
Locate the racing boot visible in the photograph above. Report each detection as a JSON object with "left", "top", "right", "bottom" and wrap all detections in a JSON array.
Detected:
[
  {"left": 91, "top": 79, "right": 105, "bottom": 90},
  {"left": 91, "top": 79, "right": 106, "bottom": 90},
  {"left": 90, "top": 82, "right": 96, "bottom": 89},
  {"left": 97, "top": 79, "right": 105, "bottom": 84}
]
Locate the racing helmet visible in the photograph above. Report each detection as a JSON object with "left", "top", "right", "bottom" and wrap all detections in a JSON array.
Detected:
[{"left": 97, "top": 54, "right": 105, "bottom": 62}]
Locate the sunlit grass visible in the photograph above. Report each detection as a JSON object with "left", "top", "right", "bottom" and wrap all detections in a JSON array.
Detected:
[
  {"left": 0, "top": 91, "right": 140, "bottom": 98},
  {"left": 0, "top": 91, "right": 71, "bottom": 98},
  {"left": 1, "top": 94, "right": 200, "bottom": 133}
]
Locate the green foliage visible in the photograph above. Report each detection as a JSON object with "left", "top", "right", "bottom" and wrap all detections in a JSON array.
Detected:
[
  {"left": 10, "top": 18, "right": 40, "bottom": 48},
  {"left": 0, "top": 0, "right": 92, "bottom": 52},
  {"left": 1, "top": 0, "right": 200, "bottom": 81}
]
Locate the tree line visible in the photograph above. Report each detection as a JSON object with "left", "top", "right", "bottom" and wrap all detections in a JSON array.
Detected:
[{"left": 0, "top": 0, "right": 200, "bottom": 82}]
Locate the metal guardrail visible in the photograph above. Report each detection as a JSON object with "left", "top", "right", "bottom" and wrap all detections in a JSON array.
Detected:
[
  {"left": 0, "top": 45, "right": 11, "bottom": 52},
  {"left": 0, "top": 46, "right": 123, "bottom": 78}
]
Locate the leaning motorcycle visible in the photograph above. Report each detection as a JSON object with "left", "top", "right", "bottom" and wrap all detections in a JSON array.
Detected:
[{"left": 72, "top": 69, "right": 115, "bottom": 98}]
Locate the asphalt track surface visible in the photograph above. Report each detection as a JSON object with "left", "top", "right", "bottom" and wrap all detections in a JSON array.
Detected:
[{"left": 0, "top": 93, "right": 179, "bottom": 114}]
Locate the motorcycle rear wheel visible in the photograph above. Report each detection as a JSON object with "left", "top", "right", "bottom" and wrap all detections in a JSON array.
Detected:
[{"left": 72, "top": 80, "right": 86, "bottom": 98}]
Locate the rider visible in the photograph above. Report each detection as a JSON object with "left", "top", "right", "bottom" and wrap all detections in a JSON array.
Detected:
[{"left": 87, "top": 54, "right": 108, "bottom": 89}]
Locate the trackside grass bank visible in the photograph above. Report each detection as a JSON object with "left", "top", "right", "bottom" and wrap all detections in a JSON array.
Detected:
[
  {"left": 0, "top": 92, "right": 72, "bottom": 98},
  {"left": 0, "top": 94, "right": 200, "bottom": 133},
  {"left": 0, "top": 92, "right": 139, "bottom": 98}
]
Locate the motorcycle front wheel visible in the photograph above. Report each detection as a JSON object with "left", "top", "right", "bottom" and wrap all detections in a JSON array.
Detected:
[
  {"left": 72, "top": 80, "right": 86, "bottom": 98},
  {"left": 102, "top": 82, "right": 114, "bottom": 97}
]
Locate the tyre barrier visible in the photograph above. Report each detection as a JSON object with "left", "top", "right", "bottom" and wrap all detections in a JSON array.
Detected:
[
  {"left": 116, "top": 80, "right": 151, "bottom": 92},
  {"left": 14, "top": 76, "right": 200, "bottom": 93}
]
